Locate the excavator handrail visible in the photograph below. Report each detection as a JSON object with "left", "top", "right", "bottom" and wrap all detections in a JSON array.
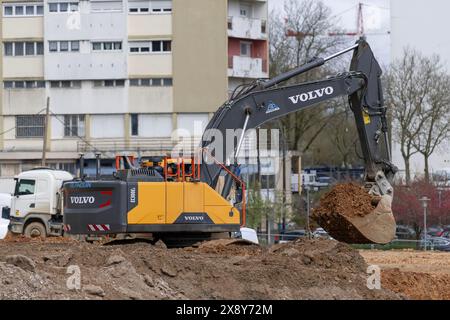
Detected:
[{"left": 202, "top": 148, "right": 246, "bottom": 227}]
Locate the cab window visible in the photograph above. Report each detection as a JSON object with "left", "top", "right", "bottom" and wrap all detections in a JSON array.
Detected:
[{"left": 15, "top": 179, "right": 36, "bottom": 196}]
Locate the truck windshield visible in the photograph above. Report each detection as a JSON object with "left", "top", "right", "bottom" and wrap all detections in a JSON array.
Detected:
[{"left": 14, "top": 179, "right": 35, "bottom": 196}]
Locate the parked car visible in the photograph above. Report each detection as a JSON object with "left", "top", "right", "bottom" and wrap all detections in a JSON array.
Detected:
[
  {"left": 395, "top": 225, "right": 416, "bottom": 239},
  {"left": 420, "top": 237, "right": 450, "bottom": 251},
  {"left": 441, "top": 231, "right": 450, "bottom": 239},
  {"left": 427, "top": 226, "right": 444, "bottom": 237},
  {"left": 279, "top": 230, "right": 307, "bottom": 243},
  {"left": 312, "top": 228, "right": 333, "bottom": 240}
]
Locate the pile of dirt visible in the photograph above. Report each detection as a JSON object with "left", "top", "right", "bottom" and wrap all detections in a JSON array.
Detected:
[
  {"left": 0, "top": 238, "right": 402, "bottom": 300},
  {"left": 381, "top": 269, "right": 450, "bottom": 300},
  {"left": 361, "top": 249, "right": 450, "bottom": 300}
]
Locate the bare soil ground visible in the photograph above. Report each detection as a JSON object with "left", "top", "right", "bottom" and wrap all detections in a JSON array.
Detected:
[
  {"left": 0, "top": 235, "right": 402, "bottom": 300},
  {"left": 360, "top": 250, "right": 450, "bottom": 300}
]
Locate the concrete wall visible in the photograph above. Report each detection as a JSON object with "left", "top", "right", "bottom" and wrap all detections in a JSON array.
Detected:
[
  {"left": 128, "top": 86, "right": 173, "bottom": 113},
  {"left": 44, "top": 2, "right": 128, "bottom": 80},
  {"left": 128, "top": 14, "right": 171, "bottom": 37},
  {"left": 2, "top": 16, "right": 43, "bottom": 39},
  {"left": 172, "top": 0, "right": 228, "bottom": 113},
  {"left": 128, "top": 54, "right": 172, "bottom": 76},
  {"left": 3, "top": 57, "right": 44, "bottom": 78}
]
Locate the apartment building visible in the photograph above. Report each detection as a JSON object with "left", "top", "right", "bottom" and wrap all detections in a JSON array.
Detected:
[{"left": 0, "top": 0, "right": 268, "bottom": 176}]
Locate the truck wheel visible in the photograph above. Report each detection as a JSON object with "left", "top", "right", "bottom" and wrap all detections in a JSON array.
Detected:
[{"left": 24, "top": 222, "right": 47, "bottom": 238}]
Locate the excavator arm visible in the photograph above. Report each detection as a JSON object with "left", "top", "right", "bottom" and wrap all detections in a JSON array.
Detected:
[
  {"left": 201, "top": 39, "right": 396, "bottom": 194},
  {"left": 200, "top": 39, "right": 397, "bottom": 244}
]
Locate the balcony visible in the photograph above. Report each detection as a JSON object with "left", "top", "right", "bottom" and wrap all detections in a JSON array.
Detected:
[
  {"left": 228, "top": 55, "right": 268, "bottom": 79},
  {"left": 227, "top": 16, "right": 267, "bottom": 40}
]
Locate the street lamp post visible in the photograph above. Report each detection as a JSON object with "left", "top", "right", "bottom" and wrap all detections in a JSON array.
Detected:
[{"left": 419, "top": 196, "right": 430, "bottom": 251}]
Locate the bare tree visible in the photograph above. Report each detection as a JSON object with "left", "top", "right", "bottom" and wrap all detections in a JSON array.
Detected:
[
  {"left": 269, "top": 0, "right": 348, "bottom": 154},
  {"left": 385, "top": 48, "right": 437, "bottom": 183},
  {"left": 412, "top": 70, "right": 450, "bottom": 182}
]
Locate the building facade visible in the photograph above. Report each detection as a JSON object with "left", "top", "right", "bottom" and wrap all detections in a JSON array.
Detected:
[{"left": 0, "top": 0, "right": 268, "bottom": 176}]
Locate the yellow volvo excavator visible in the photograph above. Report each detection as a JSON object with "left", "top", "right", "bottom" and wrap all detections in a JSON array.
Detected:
[{"left": 62, "top": 39, "right": 397, "bottom": 246}]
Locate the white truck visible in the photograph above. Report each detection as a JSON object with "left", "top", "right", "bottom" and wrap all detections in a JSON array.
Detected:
[{"left": 7, "top": 169, "right": 73, "bottom": 238}]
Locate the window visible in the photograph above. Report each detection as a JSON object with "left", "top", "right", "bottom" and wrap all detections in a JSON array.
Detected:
[
  {"left": 129, "top": 78, "right": 172, "bottom": 87},
  {"left": 49, "top": 41, "right": 58, "bottom": 52},
  {"left": 92, "top": 41, "right": 122, "bottom": 51},
  {"left": 240, "top": 4, "right": 251, "bottom": 17},
  {"left": 129, "top": 40, "right": 171, "bottom": 53},
  {"left": 131, "top": 114, "right": 139, "bottom": 136},
  {"left": 152, "top": 41, "right": 161, "bottom": 52},
  {"left": 15, "top": 81, "right": 24, "bottom": 88},
  {"left": 69, "top": 3, "right": 78, "bottom": 11},
  {"left": 14, "top": 42, "right": 24, "bottom": 56},
  {"left": 49, "top": 3, "right": 58, "bottom": 12},
  {"left": 48, "top": 41, "right": 80, "bottom": 52},
  {"left": 59, "top": 2, "right": 68, "bottom": 12},
  {"left": 16, "top": 115, "right": 45, "bottom": 138},
  {"left": 93, "top": 80, "right": 125, "bottom": 87},
  {"left": 3, "top": 3, "right": 44, "bottom": 16},
  {"left": 4, "top": 6, "right": 13, "bottom": 16},
  {"left": 151, "top": 78, "right": 161, "bottom": 86},
  {"left": 261, "top": 175, "right": 275, "bottom": 189},
  {"left": 92, "top": 42, "right": 102, "bottom": 51},
  {"left": 163, "top": 78, "right": 172, "bottom": 86},
  {"left": 71, "top": 41, "right": 79, "bottom": 52},
  {"left": 162, "top": 40, "right": 171, "bottom": 52},
  {"left": 91, "top": 1, "right": 122, "bottom": 12},
  {"left": 4, "top": 41, "right": 43, "bottom": 56},
  {"left": 50, "top": 81, "right": 81, "bottom": 88},
  {"left": 240, "top": 42, "right": 251, "bottom": 57},
  {"left": 36, "top": 42, "right": 44, "bottom": 55},
  {"left": 60, "top": 41, "right": 69, "bottom": 52},
  {"left": 25, "top": 42, "right": 35, "bottom": 55},
  {"left": 130, "top": 79, "right": 140, "bottom": 86},
  {"left": 64, "top": 115, "right": 85, "bottom": 137},
  {"left": 4, "top": 43, "right": 13, "bottom": 56},
  {"left": 26, "top": 5, "right": 34, "bottom": 15},
  {"left": 3, "top": 81, "right": 13, "bottom": 89},
  {"left": 49, "top": 2, "right": 78, "bottom": 13},
  {"left": 15, "top": 179, "right": 36, "bottom": 196},
  {"left": 128, "top": 1, "right": 172, "bottom": 14},
  {"left": 15, "top": 6, "right": 24, "bottom": 15}
]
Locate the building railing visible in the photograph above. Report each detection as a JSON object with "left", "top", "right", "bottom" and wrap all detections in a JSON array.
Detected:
[{"left": 227, "top": 16, "right": 267, "bottom": 39}]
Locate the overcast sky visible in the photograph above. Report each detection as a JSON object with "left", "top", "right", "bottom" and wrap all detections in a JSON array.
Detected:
[{"left": 268, "top": 0, "right": 391, "bottom": 66}]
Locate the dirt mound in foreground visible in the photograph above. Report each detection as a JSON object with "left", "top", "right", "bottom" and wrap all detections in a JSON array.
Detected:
[
  {"left": 0, "top": 238, "right": 401, "bottom": 300},
  {"left": 381, "top": 269, "right": 450, "bottom": 300}
]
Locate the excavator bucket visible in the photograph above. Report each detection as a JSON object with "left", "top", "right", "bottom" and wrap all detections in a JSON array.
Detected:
[{"left": 312, "top": 183, "right": 396, "bottom": 244}]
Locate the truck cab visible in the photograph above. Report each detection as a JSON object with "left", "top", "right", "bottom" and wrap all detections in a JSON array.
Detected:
[{"left": 9, "top": 169, "right": 73, "bottom": 237}]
